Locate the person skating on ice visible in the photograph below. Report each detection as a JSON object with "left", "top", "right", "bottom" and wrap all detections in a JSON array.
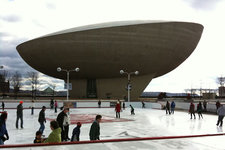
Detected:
[
  {"left": 71, "top": 122, "right": 82, "bottom": 141},
  {"left": 216, "top": 104, "right": 225, "bottom": 127},
  {"left": 166, "top": 101, "right": 171, "bottom": 115},
  {"left": 16, "top": 101, "right": 23, "bottom": 129},
  {"left": 197, "top": 102, "right": 203, "bottom": 119},
  {"left": 89, "top": 115, "right": 102, "bottom": 140},
  {"left": 189, "top": 102, "right": 196, "bottom": 119}
]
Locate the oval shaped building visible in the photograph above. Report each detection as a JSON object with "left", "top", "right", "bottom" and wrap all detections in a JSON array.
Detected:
[{"left": 16, "top": 20, "right": 203, "bottom": 100}]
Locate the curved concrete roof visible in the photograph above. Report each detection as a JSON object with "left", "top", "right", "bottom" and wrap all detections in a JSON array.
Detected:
[{"left": 16, "top": 21, "right": 203, "bottom": 80}]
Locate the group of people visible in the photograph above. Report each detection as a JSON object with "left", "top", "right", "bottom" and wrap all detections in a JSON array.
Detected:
[
  {"left": 165, "top": 101, "right": 176, "bottom": 115},
  {"left": 115, "top": 100, "right": 135, "bottom": 118},
  {"left": 189, "top": 102, "right": 204, "bottom": 119}
]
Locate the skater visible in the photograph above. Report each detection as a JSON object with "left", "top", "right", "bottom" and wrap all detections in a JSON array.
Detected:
[
  {"left": 1, "top": 102, "right": 5, "bottom": 111},
  {"left": 197, "top": 102, "right": 203, "bottom": 119},
  {"left": 130, "top": 105, "right": 135, "bottom": 115},
  {"left": 0, "top": 112, "right": 9, "bottom": 145},
  {"left": 216, "top": 105, "right": 225, "bottom": 127},
  {"left": 16, "top": 101, "right": 23, "bottom": 129},
  {"left": 123, "top": 102, "right": 125, "bottom": 110},
  {"left": 38, "top": 106, "right": 46, "bottom": 133},
  {"left": 203, "top": 100, "right": 207, "bottom": 111},
  {"left": 216, "top": 101, "right": 221, "bottom": 110},
  {"left": 142, "top": 101, "right": 145, "bottom": 108},
  {"left": 71, "top": 122, "right": 82, "bottom": 141},
  {"left": 189, "top": 102, "right": 196, "bottom": 119},
  {"left": 56, "top": 108, "right": 69, "bottom": 141},
  {"left": 115, "top": 102, "right": 121, "bottom": 118},
  {"left": 50, "top": 99, "right": 54, "bottom": 109},
  {"left": 166, "top": 101, "right": 171, "bottom": 115},
  {"left": 54, "top": 100, "right": 58, "bottom": 113},
  {"left": 33, "top": 131, "right": 43, "bottom": 143},
  {"left": 44, "top": 120, "right": 61, "bottom": 143},
  {"left": 31, "top": 100, "right": 35, "bottom": 115},
  {"left": 89, "top": 115, "right": 102, "bottom": 140},
  {"left": 63, "top": 111, "right": 70, "bottom": 141},
  {"left": 171, "top": 101, "right": 176, "bottom": 114},
  {"left": 98, "top": 100, "right": 101, "bottom": 108}
]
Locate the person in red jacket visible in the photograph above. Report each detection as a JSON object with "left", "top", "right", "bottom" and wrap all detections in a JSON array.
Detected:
[
  {"left": 189, "top": 102, "right": 196, "bottom": 119},
  {"left": 115, "top": 102, "right": 121, "bottom": 118}
]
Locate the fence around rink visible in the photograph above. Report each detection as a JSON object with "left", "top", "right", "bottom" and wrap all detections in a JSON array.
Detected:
[{"left": 0, "top": 133, "right": 225, "bottom": 149}]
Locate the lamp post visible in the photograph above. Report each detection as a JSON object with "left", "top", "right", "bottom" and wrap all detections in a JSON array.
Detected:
[
  {"left": 57, "top": 67, "right": 80, "bottom": 101},
  {"left": 120, "top": 70, "right": 139, "bottom": 103}
]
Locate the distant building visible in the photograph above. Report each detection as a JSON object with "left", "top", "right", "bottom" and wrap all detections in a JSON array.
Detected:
[
  {"left": 17, "top": 21, "right": 203, "bottom": 100},
  {"left": 42, "top": 87, "right": 54, "bottom": 96},
  {"left": 219, "top": 86, "right": 225, "bottom": 97}
]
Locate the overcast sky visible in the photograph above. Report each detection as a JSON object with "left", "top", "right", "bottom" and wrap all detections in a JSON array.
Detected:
[{"left": 0, "top": 0, "right": 225, "bottom": 93}]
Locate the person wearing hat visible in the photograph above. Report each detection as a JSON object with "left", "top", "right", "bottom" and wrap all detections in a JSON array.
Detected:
[
  {"left": 16, "top": 101, "right": 23, "bottom": 129},
  {"left": 38, "top": 106, "right": 47, "bottom": 133},
  {"left": 71, "top": 122, "right": 82, "bottom": 142},
  {"left": 0, "top": 112, "right": 9, "bottom": 145}
]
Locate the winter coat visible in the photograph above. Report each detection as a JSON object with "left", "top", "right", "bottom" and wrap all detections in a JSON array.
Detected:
[
  {"left": 197, "top": 104, "right": 202, "bottom": 113},
  {"left": 63, "top": 115, "right": 70, "bottom": 126},
  {"left": 71, "top": 126, "right": 81, "bottom": 141},
  {"left": 217, "top": 106, "right": 225, "bottom": 116},
  {"left": 0, "top": 118, "right": 8, "bottom": 138},
  {"left": 115, "top": 103, "right": 121, "bottom": 112},
  {"left": 44, "top": 127, "right": 61, "bottom": 143},
  {"left": 89, "top": 120, "right": 100, "bottom": 140},
  {"left": 189, "top": 103, "right": 195, "bottom": 113},
  {"left": 38, "top": 109, "right": 46, "bottom": 123},
  {"left": 56, "top": 111, "right": 67, "bottom": 128},
  {"left": 54, "top": 101, "right": 58, "bottom": 107},
  {"left": 171, "top": 102, "right": 175, "bottom": 108},
  {"left": 166, "top": 102, "right": 170, "bottom": 109},
  {"left": 17, "top": 104, "right": 23, "bottom": 116}
]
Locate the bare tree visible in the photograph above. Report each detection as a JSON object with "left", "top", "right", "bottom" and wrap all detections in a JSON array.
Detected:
[
  {"left": 0, "top": 70, "right": 10, "bottom": 97},
  {"left": 27, "top": 72, "right": 39, "bottom": 99},
  {"left": 10, "top": 71, "right": 22, "bottom": 99},
  {"left": 217, "top": 76, "right": 225, "bottom": 87}
]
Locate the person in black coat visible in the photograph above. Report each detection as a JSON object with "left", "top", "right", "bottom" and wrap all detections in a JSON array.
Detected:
[
  {"left": 89, "top": 115, "right": 102, "bottom": 140},
  {"left": 56, "top": 108, "right": 69, "bottom": 141},
  {"left": 166, "top": 101, "right": 171, "bottom": 115},
  {"left": 71, "top": 122, "right": 82, "bottom": 141},
  {"left": 38, "top": 106, "right": 46, "bottom": 133},
  {"left": 1, "top": 102, "right": 5, "bottom": 111},
  {"left": 16, "top": 101, "right": 23, "bottom": 129},
  {"left": 0, "top": 112, "right": 9, "bottom": 145}
]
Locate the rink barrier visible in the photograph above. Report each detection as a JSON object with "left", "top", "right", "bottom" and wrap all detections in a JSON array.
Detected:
[{"left": 1, "top": 133, "right": 225, "bottom": 149}]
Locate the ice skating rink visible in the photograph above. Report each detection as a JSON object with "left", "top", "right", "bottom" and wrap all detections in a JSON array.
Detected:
[{"left": 2, "top": 107, "right": 225, "bottom": 150}]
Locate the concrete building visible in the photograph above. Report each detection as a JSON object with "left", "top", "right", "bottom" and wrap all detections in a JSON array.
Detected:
[{"left": 16, "top": 21, "right": 203, "bottom": 100}]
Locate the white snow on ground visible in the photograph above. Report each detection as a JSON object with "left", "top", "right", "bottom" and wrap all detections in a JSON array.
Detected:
[{"left": 2, "top": 107, "right": 225, "bottom": 150}]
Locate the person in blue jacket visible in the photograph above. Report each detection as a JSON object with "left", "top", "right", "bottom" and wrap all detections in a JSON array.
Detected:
[
  {"left": 71, "top": 122, "right": 82, "bottom": 141},
  {"left": 0, "top": 112, "right": 9, "bottom": 145},
  {"left": 171, "top": 101, "right": 176, "bottom": 114}
]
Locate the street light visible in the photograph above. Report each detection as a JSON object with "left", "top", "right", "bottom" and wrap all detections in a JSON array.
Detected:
[
  {"left": 57, "top": 67, "right": 80, "bottom": 101},
  {"left": 120, "top": 70, "right": 139, "bottom": 103}
]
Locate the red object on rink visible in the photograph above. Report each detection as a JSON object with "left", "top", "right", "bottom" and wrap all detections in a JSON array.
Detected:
[{"left": 46, "top": 114, "right": 133, "bottom": 124}]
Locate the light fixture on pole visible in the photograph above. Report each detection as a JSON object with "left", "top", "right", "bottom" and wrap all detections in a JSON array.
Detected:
[
  {"left": 57, "top": 67, "right": 80, "bottom": 101},
  {"left": 120, "top": 70, "right": 139, "bottom": 103}
]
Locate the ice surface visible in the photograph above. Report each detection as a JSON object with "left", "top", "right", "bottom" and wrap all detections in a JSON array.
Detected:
[{"left": 2, "top": 107, "right": 225, "bottom": 150}]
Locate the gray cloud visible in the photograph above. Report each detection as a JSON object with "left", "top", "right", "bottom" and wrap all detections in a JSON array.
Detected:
[
  {"left": 0, "top": 15, "right": 21, "bottom": 22},
  {"left": 184, "top": 0, "right": 222, "bottom": 10},
  {"left": 46, "top": 3, "right": 56, "bottom": 9}
]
